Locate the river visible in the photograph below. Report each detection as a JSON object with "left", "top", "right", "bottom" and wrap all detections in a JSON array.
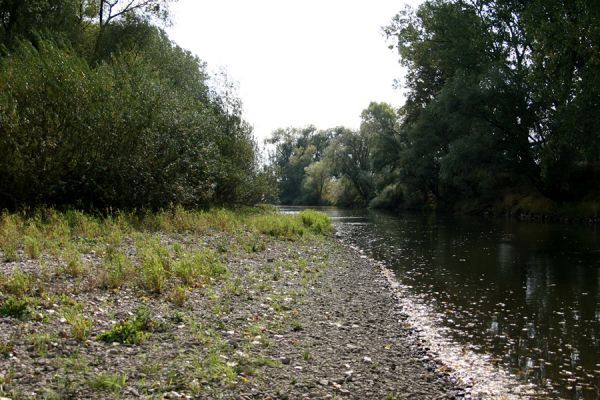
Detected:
[{"left": 284, "top": 207, "right": 600, "bottom": 399}]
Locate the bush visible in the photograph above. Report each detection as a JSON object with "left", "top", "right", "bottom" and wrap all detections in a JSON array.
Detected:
[{"left": 0, "top": 37, "right": 269, "bottom": 210}]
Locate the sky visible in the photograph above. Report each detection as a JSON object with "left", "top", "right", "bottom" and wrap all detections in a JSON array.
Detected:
[{"left": 167, "top": 0, "right": 422, "bottom": 142}]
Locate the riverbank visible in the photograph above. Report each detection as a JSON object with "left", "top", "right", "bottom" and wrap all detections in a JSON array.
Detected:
[{"left": 0, "top": 209, "right": 457, "bottom": 399}]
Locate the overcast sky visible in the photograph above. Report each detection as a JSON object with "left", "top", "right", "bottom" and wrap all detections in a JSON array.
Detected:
[{"left": 167, "top": 0, "right": 422, "bottom": 141}]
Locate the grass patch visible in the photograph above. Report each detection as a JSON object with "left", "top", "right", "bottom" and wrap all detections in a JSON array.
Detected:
[
  {"left": 1, "top": 269, "right": 34, "bottom": 296},
  {"left": 64, "top": 310, "right": 93, "bottom": 342},
  {"left": 298, "top": 210, "right": 332, "bottom": 234},
  {"left": 0, "top": 213, "right": 22, "bottom": 262},
  {"left": 87, "top": 372, "right": 127, "bottom": 393},
  {"left": 25, "top": 333, "right": 55, "bottom": 356},
  {"left": 98, "top": 249, "right": 132, "bottom": 289}
]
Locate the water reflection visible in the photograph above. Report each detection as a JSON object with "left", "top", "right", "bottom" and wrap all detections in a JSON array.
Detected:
[{"left": 325, "top": 209, "right": 600, "bottom": 400}]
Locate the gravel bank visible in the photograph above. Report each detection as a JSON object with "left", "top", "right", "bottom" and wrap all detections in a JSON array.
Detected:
[{"left": 0, "top": 228, "right": 459, "bottom": 399}]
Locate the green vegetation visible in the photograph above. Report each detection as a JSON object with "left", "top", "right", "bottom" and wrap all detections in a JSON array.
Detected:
[
  {"left": 0, "top": 0, "right": 274, "bottom": 211},
  {"left": 87, "top": 373, "right": 127, "bottom": 394},
  {"left": 0, "top": 296, "right": 32, "bottom": 319},
  {"left": 0, "top": 206, "right": 333, "bottom": 397},
  {"left": 97, "top": 307, "right": 155, "bottom": 345},
  {"left": 267, "top": 1, "right": 600, "bottom": 218}
]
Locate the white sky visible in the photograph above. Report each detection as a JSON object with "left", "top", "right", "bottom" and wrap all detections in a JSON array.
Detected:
[{"left": 167, "top": 0, "right": 422, "bottom": 142}]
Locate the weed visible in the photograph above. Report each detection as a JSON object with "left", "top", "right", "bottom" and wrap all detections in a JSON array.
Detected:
[
  {"left": 0, "top": 297, "right": 31, "bottom": 319},
  {"left": 302, "top": 349, "right": 312, "bottom": 360},
  {"left": 224, "top": 278, "right": 242, "bottom": 296},
  {"left": 87, "top": 372, "right": 127, "bottom": 393},
  {"left": 139, "top": 251, "right": 167, "bottom": 293},
  {"left": 60, "top": 245, "right": 87, "bottom": 278},
  {"left": 103, "top": 220, "right": 124, "bottom": 248},
  {"left": 290, "top": 319, "right": 303, "bottom": 332},
  {"left": 23, "top": 222, "right": 43, "bottom": 259},
  {"left": 66, "top": 210, "right": 102, "bottom": 240},
  {"left": 173, "top": 249, "right": 227, "bottom": 287},
  {"left": 247, "top": 214, "right": 305, "bottom": 240},
  {"left": 97, "top": 306, "right": 155, "bottom": 344},
  {"left": 243, "top": 234, "right": 266, "bottom": 253},
  {"left": 99, "top": 249, "right": 132, "bottom": 289},
  {"left": 2, "top": 270, "right": 34, "bottom": 296},
  {"left": 0, "top": 341, "right": 14, "bottom": 358},
  {"left": 0, "top": 213, "right": 22, "bottom": 262},
  {"left": 167, "top": 286, "right": 188, "bottom": 307},
  {"left": 64, "top": 311, "right": 93, "bottom": 341},
  {"left": 193, "top": 350, "right": 236, "bottom": 384},
  {"left": 26, "top": 333, "right": 54, "bottom": 356}
]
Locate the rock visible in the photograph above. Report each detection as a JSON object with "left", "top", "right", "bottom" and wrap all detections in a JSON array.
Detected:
[
  {"left": 280, "top": 357, "right": 291, "bottom": 365},
  {"left": 318, "top": 379, "right": 329, "bottom": 386}
]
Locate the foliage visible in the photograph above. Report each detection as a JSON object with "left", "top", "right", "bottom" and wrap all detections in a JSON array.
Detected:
[
  {"left": 97, "top": 306, "right": 155, "bottom": 344},
  {"left": 0, "top": 296, "right": 31, "bottom": 319},
  {"left": 298, "top": 210, "right": 332, "bottom": 235},
  {"left": 266, "top": 0, "right": 600, "bottom": 214},
  {"left": 0, "top": 2, "right": 274, "bottom": 210}
]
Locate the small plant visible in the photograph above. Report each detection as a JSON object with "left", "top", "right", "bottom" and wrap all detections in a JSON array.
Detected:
[
  {"left": 60, "top": 246, "right": 87, "bottom": 278},
  {"left": 0, "top": 297, "right": 31, "bottom": 319},
  {"left": 194, "top": 350, "right": 236, "bottom": 384},
  {"left": 224, "top": 278, "right": 242, "bottom": 296},
  {"left": 26, "top": 333, "right": 54, "bottom": 356},
  {"left": 2, "top": 269, "right": 34, "bottom": 296},
  {"left": 167, "top": 286, "right": 188, "bottom": 307},
  {"left": 97, "top": 306, "right": 155, "bottom": 344},
  {"left": 247, "top": 214, "right": 305, "bottom": 240},
  {"left": 302, "top": 349, "right": 312, "bottom": 360},
  {"left": 65, "top": 311, "right": 93, "bottom": 341},
  {"left": 24, "top": 232, "right": 42, "bottom": 260},
  {"left": 0, "top": 340, "right": 14, "bottom": 358},
  {"left": 0, "top": 213, "right": 22, "bottom": 262},
  {"left": 98, "top": 249, "right": 132, "bottom": 289},
  {"left": 87, "top": 372, "right": 127, "bottom": 393},
  {"left": 172, "top": 249, "right": 227, "bottom": 287},
  {"left": 290, "top": 319, "right": 303, "bottom": 332},
  {"left": 139, "top": 251, "right": 167, "bottom": 293}
]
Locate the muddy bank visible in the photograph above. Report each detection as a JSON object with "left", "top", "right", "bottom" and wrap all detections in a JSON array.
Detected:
[{"left": 0, "top": 221, "right": 465, "bottom": 399}]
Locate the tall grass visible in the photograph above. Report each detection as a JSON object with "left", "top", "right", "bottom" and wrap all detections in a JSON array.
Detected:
[{"left": 0, "top": 207, "right": 331, "bottom": 295}]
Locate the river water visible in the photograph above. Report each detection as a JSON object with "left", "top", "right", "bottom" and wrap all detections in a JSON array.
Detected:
[{"left": 284, "top": 207, "right": 600, "bottom": 399}]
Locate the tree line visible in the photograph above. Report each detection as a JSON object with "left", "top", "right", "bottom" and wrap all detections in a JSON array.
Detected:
[
  {"left": 0, "top": 0, "right": 274, "bottom": 210},
  {"left": 268, "top": 0, "right": 600, "bottom": 216}
]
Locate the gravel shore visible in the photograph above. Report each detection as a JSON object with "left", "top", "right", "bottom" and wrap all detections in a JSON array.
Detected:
[{"left": 0, "top": 227, "right": 459, "bottom": 399}]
